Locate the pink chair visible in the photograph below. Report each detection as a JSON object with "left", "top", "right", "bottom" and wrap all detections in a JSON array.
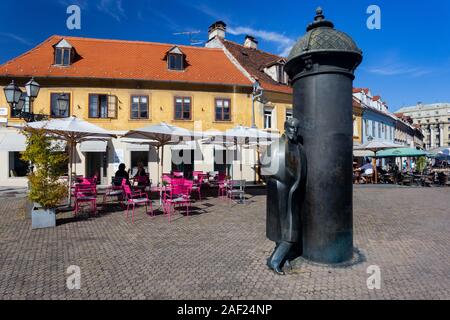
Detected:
[
  {"left": 81, "top": 175, "right": 97, "bottom": 185},
  {"left": 172, "top": 171, "right": 184, "bottom": 178},
  {"left": 132, "top": 175, "right": 151, "bottom": 193},
  {"left": 162, "top": 174, "right": 172, "bottom": 185},
  {"left": 123, "top": 184, "right": 153, "bottom": 223},
  {"left": 192, "top": 171, "right": 203, "bottom": 181},
  {"left": 102, "top": 183, "right": 124, "bottom": 207},
  {"left": 218, "top": 174, "right": 228, "bottom": 198},
  {"left": 74, "top": 184, "right": 97, "bottom": 216},
  {"left": 186, "top": 179, "right": 201, "bottom": 200},
  {"left": 162, "top": 183, "right": 190, "bottom": 222}
]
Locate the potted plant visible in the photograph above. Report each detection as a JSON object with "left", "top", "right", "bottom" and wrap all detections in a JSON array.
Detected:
[
  {"left": 21, "top": 127, "right": 68, "bottom": 229},
  {"left": 416, "top": 156, "right": 428, "bottom": 175}
]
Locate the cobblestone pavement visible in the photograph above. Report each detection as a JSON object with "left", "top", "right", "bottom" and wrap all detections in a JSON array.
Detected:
[{"left": 0, "top": 186, "right": 449, "bottom": 300}]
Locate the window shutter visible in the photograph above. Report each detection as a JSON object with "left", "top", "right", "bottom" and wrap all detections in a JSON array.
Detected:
[{"left": 108, "top": 95, "right": 118, "bottom": 118}]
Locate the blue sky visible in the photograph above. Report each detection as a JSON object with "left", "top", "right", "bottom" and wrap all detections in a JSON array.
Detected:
[{"left": 0, "top": 0, "right": 449, "bottom": 111}]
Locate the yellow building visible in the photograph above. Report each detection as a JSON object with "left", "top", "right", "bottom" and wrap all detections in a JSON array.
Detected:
[
  {"left": 353, "top": 98, "right": 363, "bottom": 144},
  {"left": 0, "top": 26, "right": 293, "bottom": 186}
]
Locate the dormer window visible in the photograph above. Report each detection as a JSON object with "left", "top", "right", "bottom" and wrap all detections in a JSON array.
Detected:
[
  {"left": 166, "top": 46, "right": 185, "bottom": 71},
  {"left": 263, "top": 59, "right": 287, "bottom": 84},
  {"left": 277, "top": 64, "right": 287, "bottom": 84},
  {"left": 54, "top": 39, "right": 73, "bottom": 66}
]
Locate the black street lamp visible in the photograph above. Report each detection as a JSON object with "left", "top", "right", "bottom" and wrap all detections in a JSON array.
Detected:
[
  {"left": 25, "top": 77, "right": 40, "bottom": 99},
  {"left": 3, "top": 78, "right": 48, "bottom": 122},
  {"left": 3, "top": 80, "right": 22, "bottom": 108}
]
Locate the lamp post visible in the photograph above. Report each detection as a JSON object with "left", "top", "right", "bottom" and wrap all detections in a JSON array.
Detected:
[
  {"left": 3, "top": 78, "right": 52, "bottom": 122},
  {"left": 251, "top": 80, "right": 264, "bottom": 129}
]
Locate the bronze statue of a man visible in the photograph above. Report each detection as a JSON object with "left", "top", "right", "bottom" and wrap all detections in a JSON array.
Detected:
[{"left": 261, "top": 118, "right": 307, "bottom": 275}]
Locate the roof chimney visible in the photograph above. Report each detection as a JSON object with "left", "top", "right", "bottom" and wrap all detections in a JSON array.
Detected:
[
  {"left": 244, "top": 35, "right": 258, "bottom": 49},
  {"left": 208, "top": 21, "right": 226, "bottom": 40}
]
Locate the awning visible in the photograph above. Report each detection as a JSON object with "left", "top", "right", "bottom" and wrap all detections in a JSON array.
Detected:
[
  {"left": 171, "top": 140, "right": 199, "bottom": 151},
  {"left": 80, "top": 140, "right": 108, "bottom": 152},
  {"left": 0, "top": 132, "right": 26, "bottom": 152},
  {"left": 353, "top": 150, "right": 375, "bottom": 157},
  {"left": 120, "top": 138, "right": 151, "bottom": 151}
]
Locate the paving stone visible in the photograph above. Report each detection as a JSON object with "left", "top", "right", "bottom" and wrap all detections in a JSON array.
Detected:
[{"left": 0, "top": 186, "right": 449, "bottom": 299}]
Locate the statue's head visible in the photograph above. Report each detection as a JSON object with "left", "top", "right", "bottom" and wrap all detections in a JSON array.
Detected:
[{"left": 285, "top": 118, "right": 300, "bottom": 142}]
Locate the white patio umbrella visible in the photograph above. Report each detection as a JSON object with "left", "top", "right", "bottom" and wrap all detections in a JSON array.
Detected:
[
  {"left": 205, "top": 125, "right": 279, "bottom": 181},
  {"left": 354, "top": 140, "right": 401, "bottom": 183},
  {"left": 10, "top": 116, "right": 116, "bottom": 205},
  {"left": 123, "top": 122, "right": 202, "bottom": 184}
]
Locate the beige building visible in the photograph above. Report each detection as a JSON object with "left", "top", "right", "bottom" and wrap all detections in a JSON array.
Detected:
[{"left": 397, "top": 103, "right": 450, "bottom": 149}]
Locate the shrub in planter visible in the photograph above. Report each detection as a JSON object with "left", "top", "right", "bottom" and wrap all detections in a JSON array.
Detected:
[
  {"left": 416, "top": 156, "right": 428, "bottom": 175},
  {"left": 20, "top": 127, "right": 68, "bottom": 229}
]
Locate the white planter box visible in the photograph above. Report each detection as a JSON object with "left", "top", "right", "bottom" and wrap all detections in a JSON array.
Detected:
[{"left": 31, "top": 203, "right": 56, "bottom": 229}]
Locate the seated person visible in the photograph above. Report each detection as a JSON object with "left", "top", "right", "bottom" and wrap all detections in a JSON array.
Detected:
[
  {"left": 359, "top": 159, "right": 374, "bottom": 183},
  {"left": 134, "top": 162, "right": 149, "bottom": 186},
  {"left": 114, "top": 163, "right": 130, "bottom": 186}
]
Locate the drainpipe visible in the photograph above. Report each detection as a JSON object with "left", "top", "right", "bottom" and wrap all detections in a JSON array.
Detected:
[{"left": 251, "top": 80, "right": 264, "bottom": 129}]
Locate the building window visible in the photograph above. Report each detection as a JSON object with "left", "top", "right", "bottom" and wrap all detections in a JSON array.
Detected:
[
  {"left": 9, "top": 152, "right": 29, "bottom": 177},
  {"left": 277, "top": 64, "right": 286, "bottom": 84},
  {"left": 89, "top": 94, "right": 117, "bottom": 118},
  {"left": 54, "top": 48, "right": 72, "bottom": 66},
  {"left": 215, "top": 98, "right": 231, "bottom": 121},
  {"left": 50, "top": 93, "right": 71, "bottom": 118},
  {"left": 286, "top": 109, "right": 293, "bottom": 121},
  {"left": 264, "top": 107, "right": 273, "bottom": 129},
  {"left": 174, "top": 97, "right": 191, "bottom": 120},
  {"left": 168, "top": 54, "right": 183, "bottom": 71},
  {"left": 371, "top": 121, "right": 375, "bottom": 137},
  {"left": 378, "top": 123, "right": 381, "bottom": 138},
  {"left": 130, "top": 95, "right": 149, "bottom": 119}
]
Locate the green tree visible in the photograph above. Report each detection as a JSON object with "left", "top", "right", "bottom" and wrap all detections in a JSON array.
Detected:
[
  {"left": 416, "top": 156, "right": 428, "bottom": 174},
  {"left": 20, "top": 127, "right": 68, "bottom": 209}
]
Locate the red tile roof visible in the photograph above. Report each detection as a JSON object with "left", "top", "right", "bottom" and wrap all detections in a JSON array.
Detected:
[
  {"left": 0, "top": 35, "right": 252, "bottom": 87},
  {"left": 353, "top": 88, "right": 370, "bottom": 94},
  {"left": 220, "top": 39, "right": 292, "bottom": 94}
]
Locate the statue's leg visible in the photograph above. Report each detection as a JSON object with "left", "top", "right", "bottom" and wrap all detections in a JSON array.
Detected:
[
  {"left": 282, "top": 243, "right": 302, "bottom": 271},
  {"left": 268, "top": 241, "right": 293, "bottom": 275},
  {"left": 266, "top": 242, "right": 280, "bottom": 268}
]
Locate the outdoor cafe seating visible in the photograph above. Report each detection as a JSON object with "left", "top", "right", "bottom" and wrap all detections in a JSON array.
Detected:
[
  {"left": 67, "top": 167, "right": 247, "bottom": 223},
  {"left": 74, "top": 183, "right": 97, "bottom": 216}
]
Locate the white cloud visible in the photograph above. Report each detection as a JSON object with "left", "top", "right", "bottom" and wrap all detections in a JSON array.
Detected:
[
  {"left": 227, "top": 26, "right": 295, "bottom": 57},
  {"left": 0, "top": 32, "right": 32, "bottom": 46},
  {"left": 97, "top": 0, "right": 126, "bottom": 22},
  {"left": 366, "top": 64, "right": 432, "bottom": 77}
]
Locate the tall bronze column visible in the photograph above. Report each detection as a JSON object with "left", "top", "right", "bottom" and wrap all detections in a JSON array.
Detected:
[{"left": 285, "top": 8, "right": 363, "bottom": 264}]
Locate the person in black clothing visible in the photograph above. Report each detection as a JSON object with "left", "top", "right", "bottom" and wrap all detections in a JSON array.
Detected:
[
  {"left": 134, "top": 162, "right": 149, "bottom": 186},
  {"left": 114, "top": 163, "right": 130, "bottom": 186}
]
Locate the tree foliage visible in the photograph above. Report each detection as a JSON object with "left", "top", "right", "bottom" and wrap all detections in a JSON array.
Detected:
[
  {"left": 20, "top": 127, "right": 68, "bottom": 209},
  {"left": 416, "top": 156, "right": 428, "bottom": 174}
]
